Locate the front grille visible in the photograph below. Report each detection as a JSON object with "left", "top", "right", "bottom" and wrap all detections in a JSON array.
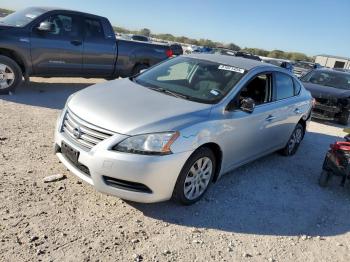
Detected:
[
  {"left": 62, "top": 110, "right": 114, "bottom": 150},
  {"left": 103, "top": 176, "right": 153, "bottom": 194}
]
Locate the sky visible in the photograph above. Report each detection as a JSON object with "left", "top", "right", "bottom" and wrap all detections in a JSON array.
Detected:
[{"left": 2, "top": 0, "right": 350, "bottom": 57}]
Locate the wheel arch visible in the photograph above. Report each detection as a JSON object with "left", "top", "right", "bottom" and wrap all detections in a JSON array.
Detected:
[
  {"left": 195, "top": 142, "right": 223, "bottom": 183},
  {"left": 0, "top": 48, "right": 26, "bottom": 75}
]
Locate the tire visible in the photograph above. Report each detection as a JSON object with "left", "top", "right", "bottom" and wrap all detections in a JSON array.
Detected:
[
  {"left": 132, "top": 64, "right": 149, "bottom": 76},
  {"left": 172, "top": 147, "right": 216, "bottom": 205},
  {"left": 280, "top": 123, "right": 304, "bottom": 156},
  {"left": 338, "top": 110, "right": 349, "bottom": 125},
  {"left": 0, "top": 55, "right": 22, "bottom": 95},
  {"left": 319, "top": 170, "right": 331, "bottom": 187}
]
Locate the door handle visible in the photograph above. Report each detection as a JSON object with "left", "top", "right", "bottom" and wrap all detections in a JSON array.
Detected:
[
  {"left": 265, "top": 115, "right": 276, "bottom": 121},
  {"left": 70, "top": 40, "right": 82, "bottom": 46},
  {"left": 294, "top": 108, "right": 301, "bottom": 114}
]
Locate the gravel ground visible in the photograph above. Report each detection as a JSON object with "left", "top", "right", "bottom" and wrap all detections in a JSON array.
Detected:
[{"left": 1, "top": 78, "right": 350, "bottom": 262}]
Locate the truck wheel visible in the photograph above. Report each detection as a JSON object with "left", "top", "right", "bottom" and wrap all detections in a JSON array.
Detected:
[
  {"left": 132, "top": 64, "right": 149, "bottom": 76},
  {"left": 338, "top": 110, "right": 349, "bottom": 125},
  {"left": 0, "top": 55, "right": 22, "bottom": 95},
  {"left": 319, "top": 170, "right": 331, "bottom": 187}
]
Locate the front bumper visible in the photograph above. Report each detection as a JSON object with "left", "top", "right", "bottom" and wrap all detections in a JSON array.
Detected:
[
  {"left": 54, "top": 130, "right": 193, "bottom": 203},
  {"left": 312, "top": 100, "right": 342, "bottom": 121}
]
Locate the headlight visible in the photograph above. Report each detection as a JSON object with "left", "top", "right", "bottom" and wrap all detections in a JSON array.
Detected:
[{"left": 113, "top": 131, "right": 179, "bottom": 155}]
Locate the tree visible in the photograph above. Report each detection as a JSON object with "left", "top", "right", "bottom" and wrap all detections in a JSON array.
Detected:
[
  {"left": 226, "top": 43, "right": 241, "bottom": 51},
  {"left": 268, "top": 50, "right": 285, "bottom": 59},
  {"left": 139, "top": 28, "right": 151, "bottom": 37}
]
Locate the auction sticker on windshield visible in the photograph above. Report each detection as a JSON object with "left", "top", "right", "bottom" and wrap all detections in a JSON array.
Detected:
[{"left": 218, "top": 65, "right": 245, "bottom": 74}]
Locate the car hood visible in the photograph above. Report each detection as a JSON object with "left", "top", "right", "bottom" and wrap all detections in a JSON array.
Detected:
[
  {"left": 302, "top": 82, "right": 350, "bottom": 99},
  {"left": 68, "top": 78, "right": 212, "bottom": 135}
]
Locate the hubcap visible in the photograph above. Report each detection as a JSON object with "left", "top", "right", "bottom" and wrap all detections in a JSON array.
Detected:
[
  {"left": 184, "top": 157, "right": 213, "bottom": 200},
  {"left": 0, "top": 63, "right": 15, "bottom": 90},
  {"left": 288, "top": 127, "right": 303, "bottom": 153}
]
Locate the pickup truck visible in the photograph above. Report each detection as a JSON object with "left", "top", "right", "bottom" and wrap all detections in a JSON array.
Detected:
[{"left": 0, "top": 7, "right": 175, "bottom": 94}]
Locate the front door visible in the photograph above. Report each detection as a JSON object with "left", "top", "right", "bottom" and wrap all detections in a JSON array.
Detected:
[
  {"left": 30, "top": 13, "right": 83, "bottom": 76},
  {"left": 221, "top": 73, "right": 280, "bottom": 170}
]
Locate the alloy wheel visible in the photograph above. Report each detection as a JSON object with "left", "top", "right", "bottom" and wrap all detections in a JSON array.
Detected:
[
  {"left": 183, "top": 157, "right": 213, "bottom": 200},
  {"left": 287, "top": 127, "right": 303, "bottom": 154},
  {"left": 0, "top": 63, "right": 15, "bottom": 90}
]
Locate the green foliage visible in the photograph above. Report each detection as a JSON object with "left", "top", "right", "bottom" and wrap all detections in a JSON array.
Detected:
[
  {"left": 0, "top": 8, "right": 13, "bottom": 17},
  {"left": 139, "top": 28, "right": 151, "bottom": 37},
  {"left": 242, "top": 48, "right": 312, "bottom": 61}
]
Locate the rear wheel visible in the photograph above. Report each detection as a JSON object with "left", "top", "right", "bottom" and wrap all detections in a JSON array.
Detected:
[
  {"left": 280, "top": 123, "right": 304, "bottom": 156},
  {"left": 338, "top": 110, "right": 349, "bottom": 125},
  {"left": 0, "top": 55, "right": 22, "bottom": 95},
  {"left": 172, "top": 148, "right": 216, "bottom": 205}
]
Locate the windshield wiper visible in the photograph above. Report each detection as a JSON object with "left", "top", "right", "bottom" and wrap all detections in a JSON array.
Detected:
[{"left": 148, "top": 87, "right": 190, "bottom": 100}]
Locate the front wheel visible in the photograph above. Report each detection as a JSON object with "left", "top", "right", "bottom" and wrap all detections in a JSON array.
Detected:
[
  {"left": 0, "top": 55, "right": 22, "bottom": 95},
  {"left": 172, "top": 148, "right": 216, "bottom": 205},
  {"left": 280, "top": 123, "right": 304, "bottom": 156}
]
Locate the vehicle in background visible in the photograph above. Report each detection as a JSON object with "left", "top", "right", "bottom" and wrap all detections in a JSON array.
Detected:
[
  {"left": 130, "top": 34, "right": 149, "bottom": 42},
  {"left": 0, "top": 7, "right": 175, "bottom": 94},
  {"left": 232, "top": 51, "right": 261, "bottom": 61},
  {"left": 55, "top": 54, "right": 312, "bottom": 204},
  {"left": 301, "top": 68, "right": 350, "bottom": 125},
  {"left": 263, "top": 58, "right": 294, "bottom": 73},
  {"left": 293, "top": 61, "right": 322, "bottom": 78},
  {"left": 212, "top": 49, "right": 262, "bottom": 61},
  {"left": 192, "top": 47, "right": 213, "bottom": 54},
  {"left": 169, "top": 43, "right": 183, "bottom": 56}
]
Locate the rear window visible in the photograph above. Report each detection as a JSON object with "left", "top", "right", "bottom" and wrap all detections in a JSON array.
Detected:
[
  {"left": 84, "top": 18, "right": 104, "bottom": 39},
  {"left": 275, "top": 72, "right": 294, "bottom": 100}
]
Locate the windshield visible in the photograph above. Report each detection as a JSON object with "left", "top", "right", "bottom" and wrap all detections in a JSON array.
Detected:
[
  {"left": 134, "top": 57, "right": 246, "bottom": 104},
  {"left": 0, "top": 7, "right": 46, "bottom": 27},
  {"left": 301, "top": 70, "right": 350, "bottom": 90}
]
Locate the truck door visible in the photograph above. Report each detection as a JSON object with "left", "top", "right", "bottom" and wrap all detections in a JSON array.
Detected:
[
  {"left": 81, "top": 17, "right": 116, "bottom": 77},
  {"left": 30, "top": 13, "right": 83, "bottom": 76}
]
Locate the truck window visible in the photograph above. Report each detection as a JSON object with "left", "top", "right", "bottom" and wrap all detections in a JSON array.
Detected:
[
  {"left": 38, "top": 14, "right": 80, "bottom": 38},
  {"left": 84, "top": 18, "right": 104, "bottom": 39}
]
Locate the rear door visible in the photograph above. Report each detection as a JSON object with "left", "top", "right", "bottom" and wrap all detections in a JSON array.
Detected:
[
  {"left": 81, "top": 17, "right": 116, "bottom": 77},
  {"left": 269, "top": 72, "right": 301, "bottom": 147},
  {"left": 30, "top": 13, "right": 83, "bottom": 76}
]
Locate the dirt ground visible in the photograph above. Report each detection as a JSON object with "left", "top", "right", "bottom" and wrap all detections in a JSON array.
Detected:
[{"left": 1, "top": 77, "right": 350, "bottom": 262}]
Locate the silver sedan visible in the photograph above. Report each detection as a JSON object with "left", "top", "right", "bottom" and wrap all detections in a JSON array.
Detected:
[{"left": 54, "top": 54, "right": 313, "bottom": 205}]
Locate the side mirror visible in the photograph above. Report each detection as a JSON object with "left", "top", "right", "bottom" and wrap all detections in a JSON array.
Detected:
[
  {"left": 37, "top": 21, "right": 53, "bottom": 32},
  {"left": 240, "top": 97, "right": 255, "bottom": 113}
]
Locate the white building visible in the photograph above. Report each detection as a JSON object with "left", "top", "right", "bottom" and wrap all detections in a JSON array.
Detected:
[{"left": 315, "top": 55, "right": 350, "bottom": 69}]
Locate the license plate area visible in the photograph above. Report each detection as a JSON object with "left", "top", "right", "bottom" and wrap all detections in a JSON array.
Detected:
[{"left": 61, "top": 141, "right": 80, "bottom": 164}]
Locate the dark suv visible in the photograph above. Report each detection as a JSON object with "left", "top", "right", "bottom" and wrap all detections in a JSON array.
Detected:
[{"left": 301, "top": 68, "right": 350, "bottom": 125}]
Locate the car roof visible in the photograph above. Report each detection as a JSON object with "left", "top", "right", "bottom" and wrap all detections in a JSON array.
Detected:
[
  {"left": 186, "top": 53, "right": 271, "bottom": 71},
  {"left": 29, "top": 6, "right": 106, "bottom": 19}
]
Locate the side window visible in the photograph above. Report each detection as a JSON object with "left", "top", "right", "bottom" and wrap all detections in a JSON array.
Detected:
[
  {"left": 293, "top": 79, "right": 302, "bottom": 95},
  {"left": 275, "top": 72, "right": 294, "bottom": 100},
  {"left": 84, "top": 18, "right": 104, "bottom": 39},
  {"left": 38, "top": 14, "right": 80, "bottom": 38},
  {"left": 239, "top": 74, "right": 272, "bottom": 105}
]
